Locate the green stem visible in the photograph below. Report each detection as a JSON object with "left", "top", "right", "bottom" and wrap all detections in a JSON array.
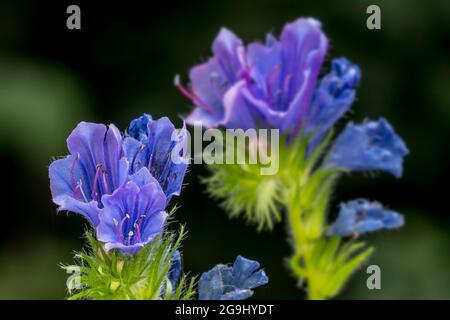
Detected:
[
  {"left": 286, "top": 182, "right": 325, "bottom": 300},
  {"left": 308, "top": 286, "right": 326, "bottom": 300}
]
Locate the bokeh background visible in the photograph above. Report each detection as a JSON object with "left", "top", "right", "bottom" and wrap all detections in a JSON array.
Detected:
[{"left": 0, "top": 0, "right": 449, "bottom": 299}]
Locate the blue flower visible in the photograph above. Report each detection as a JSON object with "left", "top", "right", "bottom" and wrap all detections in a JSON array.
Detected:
[
  {"left": 127, "top": 114, "right": 152, "bottom": 144},
  {"left": 49, "top": 122, "right": 129, "bottom": 226},
  {"left": 327, "top": 118, "right": 409, "bottom": 177},
  {"left": 329, "top": 199, "right": 404, "bottom": 236},
  {"left": 306, "top": 57, "right": 361, "bottom": 151},
  {"left": 96, "top": 168, "right": 167, "bottom": 254},
  {"left": 124, "top": 114, "right": 188, "bottom": 202},
  {"left": 168, "top": 250, "right": 182, "bottom": 287},
  {"left": 198, "top": 256, "right": 268, "bottom": 300},
  {"left": 178, "top": 18, "right": 328, "bottom": 136}
]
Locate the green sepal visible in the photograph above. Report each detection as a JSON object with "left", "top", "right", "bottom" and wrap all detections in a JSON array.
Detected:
[
  {"left": 300, "top": 237, "right": 374, "bottom": 300},
  {"left": 61, "top": 226, "right": 196, "bottom": 300}
]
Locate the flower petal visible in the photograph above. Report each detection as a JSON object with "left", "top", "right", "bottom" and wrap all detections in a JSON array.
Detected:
[
  {"left": 306, "top": 58, "right": 361, "bottom": 151},
  {"left": 49, "top": 155, "right": 100, "bottom": 225},
  {"left": 329, "top": 199, "right": 405, "bottom": 236},
  {"left": 126, "top": 113, "right": 152, "bottom": 143},
  {"left": 128, "top": 167, "right": 159, "bottom": 188},
  {"left": 221, "top": 81, "right": 263, "bottom": 129},
  {"left": 198, "top": 256, "right": 268, "bottom": 300},
  {"left": 187, "top": 58, "right": 226, "bottom": 126},
  {"left": 168, "top": 250, "right": 182, "bottom": 287},
  {"left": 279, "top": 18, "right": 328, "bottom": 132},
  {"left": 327, "top": 118, "right": 409, "bottom": 177},
  {"left": 124, "top": 116, "right": 188, "bottom": 201},
  {"left": 97, "top": 180, "right": 167, "bottom": 254},
  {"left": 232, "top": 255, "right": 268, "bottom": 289},
  {"left": 198, "top": 265, "right": 225, "bottom": 300},
  {"left": 212, "top": 28, "right": 244, "bottom": 83}
]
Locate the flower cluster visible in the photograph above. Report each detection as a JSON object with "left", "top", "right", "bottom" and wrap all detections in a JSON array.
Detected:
[
  {"left": 49, "top": 115, "right": 188, "bottom": 253},
  {"left": 178, "top": 17, "right": 409, "bottom": 299},
  {"left": 49, "top": 114, "right": 268, "bottom": 300}
]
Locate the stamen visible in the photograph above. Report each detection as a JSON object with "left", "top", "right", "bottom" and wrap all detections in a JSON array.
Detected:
[
  {"left": 102, "top": 171, "right": 110, "bottom": 194},
  {"left": 113, "top": 218, "right": 122, "bottom": 242},
  {"left": 134, "top": 221, "right": 141, "bottom": 241},
  {"left": 120, "top": 214, "right": 130, "bottom": 234},
  {"left": 91, "top": 164, "right": 103, "bottom": 200},
  {"left": 174, "top": 75, "right": 220, "bottom": 116},
  {"left": 127, "top": 231, "right": 134, "bottom": 245},
  {"left": 77, "top": 180, "right": 89, "bottom": 202}
]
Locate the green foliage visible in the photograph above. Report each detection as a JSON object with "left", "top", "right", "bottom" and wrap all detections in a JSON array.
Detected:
[
  {"left": 203, "top": 130, "right": 285, "bottom": 230},
  {"left": 203, "top": 129, "right": 374, "bottom": 299},
  {"left": 204, "top": 162, "right": 282, "bottom": 231},
  {"left": 291, "top": 237, "right": 374, "bottom": 300},
  {"left": 61, "top": 226, "right": 196, "bottom": 300}
]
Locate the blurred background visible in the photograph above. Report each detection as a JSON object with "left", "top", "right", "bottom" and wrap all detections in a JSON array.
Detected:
[{"left": 0, "top": 0, "right": 449, "bottom": 299}]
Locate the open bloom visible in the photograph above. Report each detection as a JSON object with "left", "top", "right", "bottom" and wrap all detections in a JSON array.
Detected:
[
  {"left": 124, "top": 114, "right": 188, "bottom": 202},
  {"left": 198, "top": 256, "right": 268, "bottom": 300},
  {"left": 96, "top": 168, "right": 167, "bottom": 254},
  {"left": 327, "top": 118, "right": 409, "bottom": 177},
  {"left": 49, "top": 122, "right": 129, "bottom": 226},
  {"left": 178, "top": 17, "right": 328, "bottom": 135},
  {"left": 329, "top": 199, "right": 404, "bottom": 236}
]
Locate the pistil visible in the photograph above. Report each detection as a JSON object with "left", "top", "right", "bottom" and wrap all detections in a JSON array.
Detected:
[{"left": 174, "top": 75, "right": 220, "bottom": 116}]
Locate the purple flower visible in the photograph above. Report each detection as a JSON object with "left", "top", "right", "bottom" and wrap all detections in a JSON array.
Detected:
[
  {"left": 96, "top": 168, "right": 167, "bottom": 254},
  {"left": 178, "top": 17, "right": 328, "bottom": 135},
  {"left": 306, "top": 57, "right": 361, "bottom": 150},
  {"left": 327, "top": 118, "right": 409, "bottom": 177},
  {"left": 49, "top": 122, "right": 129, "bottom": 226},
  {"left": 198, "top": 256, "right": 268, "bottom": 300},
  {"left": 124, "top": 114, "right": 188, "bottom": 202},
  {"left": 329, "top": 199, "right": 404, "bottom": 236}
]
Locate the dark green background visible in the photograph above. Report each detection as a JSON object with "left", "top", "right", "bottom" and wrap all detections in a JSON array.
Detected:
[{"left": 0, "top": 0, "right": 449, "bottom": 299}]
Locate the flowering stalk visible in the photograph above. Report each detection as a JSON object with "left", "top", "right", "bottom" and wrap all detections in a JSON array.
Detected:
[
  {"left": 63, "top": 225, "right": 196, "bottom": 300},
  {"left": 280, "top": 135, "right": 374, "bottom": 299},
  {"left": 181, "top": 17, "right": 409, "bottom": 299},
  {"left": 50, "top": 115, "right": 269, "bottom": 300}
]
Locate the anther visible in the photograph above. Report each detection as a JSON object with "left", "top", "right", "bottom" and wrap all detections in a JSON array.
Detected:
[{"left": 127, "top": 231, "right": 134, "bottom": 245}]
